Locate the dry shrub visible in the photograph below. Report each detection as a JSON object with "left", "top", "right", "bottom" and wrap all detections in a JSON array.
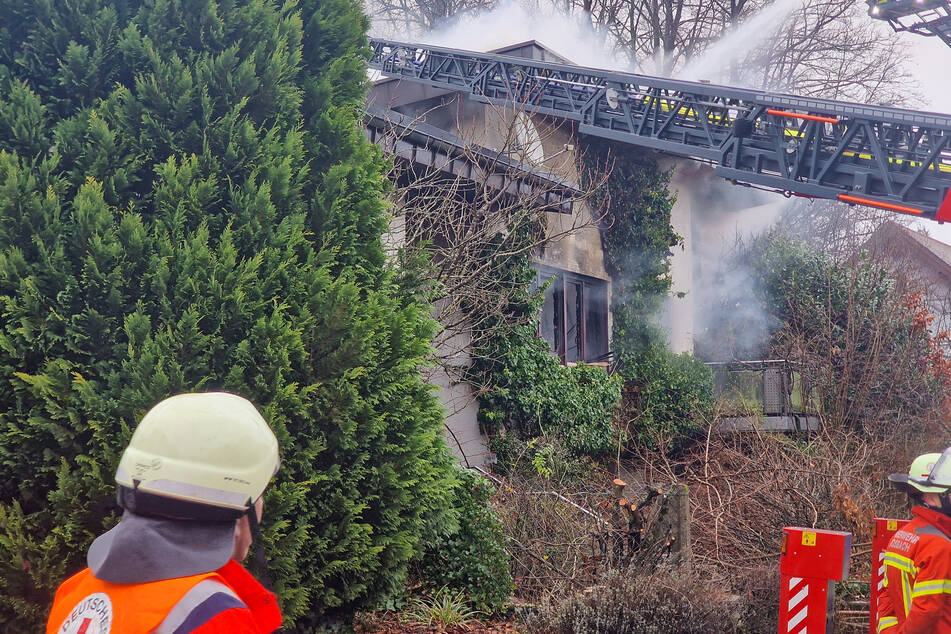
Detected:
[
  {"left": 519, "top": 567, "right": 744, "bottom": 633},
  {"left": 633, "top": 419, "right": 947, "bottom": 629},
  {"left": 645, "top": 425, "right": 918, "bottom": 568},
  {"left": 490, "top": 470, "right": 678, "bottom": 601}
]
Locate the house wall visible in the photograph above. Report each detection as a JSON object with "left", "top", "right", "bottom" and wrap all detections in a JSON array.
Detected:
[
  {"left": 661, "top": 159, "right": 787, "bottom": 356},
  {"left": 663, "top": 160, "right": 700, "bottom": 354},
  {"left": 372, "top": 76, "right": 799, "bottom": 465},
  {"left": 370, "top": 85, "right": 616, "bottom": 467}
]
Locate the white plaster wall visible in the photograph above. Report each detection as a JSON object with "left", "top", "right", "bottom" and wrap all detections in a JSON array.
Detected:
[
  {"left": 662, "top": 159, "right": 701, "bottom": 354},
  {"left": 383, "top": 212, "right": 491, "bottom": 467},
  {"left": 660, "top": 159, "right": 786, "bottom": 356},
  {"left": 428, "top": 304, "right": 491, "bottom": 467}
]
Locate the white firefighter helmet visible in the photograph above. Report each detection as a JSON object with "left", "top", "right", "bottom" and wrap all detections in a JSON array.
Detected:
[
  {"left": 115, "top": 392, "right": 279, "bottom": 521},
  {"left": 888, "top": 451, "right": 948, "bottom": 495}
]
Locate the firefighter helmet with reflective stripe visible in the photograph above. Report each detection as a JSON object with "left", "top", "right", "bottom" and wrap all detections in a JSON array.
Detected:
[
  {"left": 116, "top": 392, "right": 280, "bottom": 522},
  {"left": 889, "top": 452, "right": 947, "bottom": 494}
]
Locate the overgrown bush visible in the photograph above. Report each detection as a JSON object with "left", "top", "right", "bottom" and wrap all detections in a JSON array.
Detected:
[
  {"left": 620, "top": 342, "right": 714, "bottom": 445},
  {"left": 488, "top": 434, "right": 595, "bottom": 484},
  {"left": 732, "top": 565, "right": 781, "bottom": 633},
  {"left": 0, "top": 1, "right": 455, "bottom": 630},
  {"left": 476, "top": 324, "right": 623, "bottom": 458},
  {"left": 580, "top": 141, "right": 713, "bottom": 444},
  {"left": 416, "top": 467, "right": 514, "bottom": 614},
  {"left": 520, "top": 568, "right": 744, "bottom": 633},
  {"left": 637, "top": 421, "right": 939, "bottom": 634},
  {"left": 697, "top": 231, "right": 951, "bottom": 438}
]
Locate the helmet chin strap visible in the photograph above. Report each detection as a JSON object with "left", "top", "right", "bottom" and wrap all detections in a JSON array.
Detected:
[
  {"left": 923, "top": 491, "right": 951, "bottom": 516},
  {"left": 246, "top": 504, "right": 274, "bottom": 590}
]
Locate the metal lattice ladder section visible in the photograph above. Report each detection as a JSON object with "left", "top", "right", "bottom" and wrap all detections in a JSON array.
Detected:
[{"left": 369, "top": 38, "right": 951, "bottom": 221}]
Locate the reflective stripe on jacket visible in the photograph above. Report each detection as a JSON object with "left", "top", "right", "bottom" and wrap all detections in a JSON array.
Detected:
[
  {"left": 46, "top": 559, "right": 281, "bottom": 633},
  {"left": 877, "top": 506, "right": 951, "bottom": 633}
]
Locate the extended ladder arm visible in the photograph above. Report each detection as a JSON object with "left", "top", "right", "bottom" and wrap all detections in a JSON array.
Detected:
[
  {"left": 369, "top": 38, "right": 951, "bottom": 221},
  {"left": 867, "top": 0, "right": 951, "bottom": 48}
]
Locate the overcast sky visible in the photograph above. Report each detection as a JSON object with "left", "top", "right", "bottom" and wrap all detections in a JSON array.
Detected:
[
  {"left": 909, "top": 36, "right": 951, "bottom": 113},
  {"left": 900, "top": 35, "right": 951, "bottom": 242}
]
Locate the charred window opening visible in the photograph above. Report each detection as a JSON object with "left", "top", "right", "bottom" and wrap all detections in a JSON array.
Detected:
[{"left": 536, "top": 267, "right": 609, "bottom": 364}]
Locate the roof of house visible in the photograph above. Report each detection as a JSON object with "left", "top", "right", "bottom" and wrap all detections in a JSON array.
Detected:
[
  {"left": 487, "top": 41, "right": 573, "bottom": 65},
  {"left": 364, "top": 106, "right": 580, "bottom": 211},
  {"left": 867, "top": 220, "right": 951, "bottom": 280},
  {"left": 370, "top": 39, "right": 574, "bottom": 87},
  {"left": 896, "top": 223, "right": 951, "bottom": 269}
]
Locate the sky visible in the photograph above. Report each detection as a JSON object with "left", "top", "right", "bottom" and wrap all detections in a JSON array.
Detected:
[{"left": 901, "top": 35, "right": 951, "bottom": 243}]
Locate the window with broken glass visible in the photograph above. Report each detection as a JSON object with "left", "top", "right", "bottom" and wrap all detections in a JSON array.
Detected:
[{"left": 535, "top": 266, "right": 609, "bottom": 364}]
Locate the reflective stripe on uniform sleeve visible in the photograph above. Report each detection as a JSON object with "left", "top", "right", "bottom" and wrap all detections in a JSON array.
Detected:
[
  {"left": 911, "top": 578, "right": 951, "bottom": 598},
  {"left": 883, "top": 552, "right": 916, "bottom": 575},
  {"left": 154, "top": 579, "right": 246, "bottom": 634},
  {"left": 901, "top": 571, "right": 914, "bottom": 616},
  {"left": 877, "top": 615, "right": 899, "bottom": 632}
]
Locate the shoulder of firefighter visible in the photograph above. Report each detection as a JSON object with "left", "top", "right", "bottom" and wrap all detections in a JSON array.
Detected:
[
  {"left": 46, "top": 393, "right": 283, "bottom": 634},
  {"left": 46, "top": 558, "right": 281, "bottom": 634},
  {"left": 878, "top": 508, "right": 951, "bottom": 633}
]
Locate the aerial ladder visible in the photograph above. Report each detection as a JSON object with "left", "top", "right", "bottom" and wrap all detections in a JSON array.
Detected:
[
  {"left": 368, "top": 39, "right": 951, "bottom": 222},
  {"left": 867, "top": 0, "right": 951, "bottom": 47}
]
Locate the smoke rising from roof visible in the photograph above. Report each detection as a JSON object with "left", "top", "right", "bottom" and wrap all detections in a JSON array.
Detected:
[
  {"left": 369, "top": 0, "right": 633, "bottom": 71},
  {"left": 367, "top": 0, "right": 796, "bottom": 359}
]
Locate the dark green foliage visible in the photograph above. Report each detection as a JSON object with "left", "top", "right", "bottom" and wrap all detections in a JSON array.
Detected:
[
  {"left": 580, "top": 140, "right": 712, "bottom": 443},
  {"left": 416, "top": 467, "right": 513, "bottom": 614},
  {"left": 0, "top": 1, "right": 454, "bottom": 630},
  {"left": 476, "top": 325, "right": 622, "bottom": 457},
  {"left": 584, "top": 141, "right": 679, "bottom": 321},
  {"left": 461, "top": 211, "right": 621, "bottom": 459},
  {"left": 622, "top": 344, "right": 714, "bottom": 445}
]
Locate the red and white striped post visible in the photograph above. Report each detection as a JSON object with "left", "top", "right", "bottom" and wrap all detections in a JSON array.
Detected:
[
  {"left": 869, "top": 518, "right": 909, "bottom": 634},
  {"left": 779, "top": 527, "right": 852, "bottom": 634}
]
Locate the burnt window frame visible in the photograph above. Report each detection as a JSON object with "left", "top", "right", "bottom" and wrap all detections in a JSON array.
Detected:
[{"left": 534, "top": 265, "right": 609, "bottom": 364}]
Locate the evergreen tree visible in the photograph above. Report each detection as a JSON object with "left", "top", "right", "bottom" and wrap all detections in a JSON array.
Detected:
[{"left": 0, "top": 1, "right": 455, "bottom": 630}]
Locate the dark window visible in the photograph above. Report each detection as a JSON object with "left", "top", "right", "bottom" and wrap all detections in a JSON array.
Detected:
[{"left": 535, "top": 267, "right": 609, "bottom": 363}]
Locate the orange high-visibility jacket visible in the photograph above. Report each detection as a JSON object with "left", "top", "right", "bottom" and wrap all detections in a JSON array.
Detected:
[
  {"left": 878, "top": 506, "right": 951, "bottom": 633},
  {"left": 46, "top": 559, "right": 281, "bottom": 633}
]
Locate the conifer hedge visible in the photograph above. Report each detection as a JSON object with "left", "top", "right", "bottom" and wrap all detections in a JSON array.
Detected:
[{"left": 0, "top": 1, "right": 455, "bottom": 630}]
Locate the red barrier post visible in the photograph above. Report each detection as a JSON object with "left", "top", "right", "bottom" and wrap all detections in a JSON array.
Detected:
[
  {"left": 779, "top": 527, "right": 852, "bottom": 634},
  {"left": 869, "top": 518, "right": 909, "bottom": 634}
]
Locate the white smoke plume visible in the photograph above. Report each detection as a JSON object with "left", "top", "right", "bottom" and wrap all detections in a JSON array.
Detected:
[
  {"left": 679, "top": 0, "right": 805, "bottom": 86},
  {"left": 369, "top": 0, "right": 631, "bottom": 71},
  {"left": 368, "top": 0, "right": 797, "bottom": 358}
]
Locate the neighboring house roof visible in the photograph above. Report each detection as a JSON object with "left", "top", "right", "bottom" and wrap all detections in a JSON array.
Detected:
[{"left": 865, "top": 220, "right": 951, "bottom": 284}]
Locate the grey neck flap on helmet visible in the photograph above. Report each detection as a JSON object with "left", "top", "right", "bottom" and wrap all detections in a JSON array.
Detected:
[{"left": 88, "top": 510, "right": 235, "bottom": 584}]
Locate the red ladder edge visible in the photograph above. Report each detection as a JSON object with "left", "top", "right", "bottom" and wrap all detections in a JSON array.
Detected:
[{"left": 937, "top": 188, "right": 951, "bottom": 222}]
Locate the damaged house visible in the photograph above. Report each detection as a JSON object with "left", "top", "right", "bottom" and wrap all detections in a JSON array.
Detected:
[{"left": 364, "top": 41, "right": 613, "bottom": 467}]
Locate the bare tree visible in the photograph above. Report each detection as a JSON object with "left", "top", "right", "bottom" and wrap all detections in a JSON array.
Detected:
[
  {"left": 364, "top": 0, "right": 495, "bottom": 34},
  {"left": 366, "top": 0, "right": 916, "bottom": 105},
  {"left": 573, "top": 0, "right": 911, "bottom": 102},
  {"left": 779, "top": 197, "right": 916, "bottom": 259},
  {"left": 368, "top": 99, "right": 610, "bottom": 448},
  {"left": 748, "top": 0, "right": 916, "bottom": 103}
]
